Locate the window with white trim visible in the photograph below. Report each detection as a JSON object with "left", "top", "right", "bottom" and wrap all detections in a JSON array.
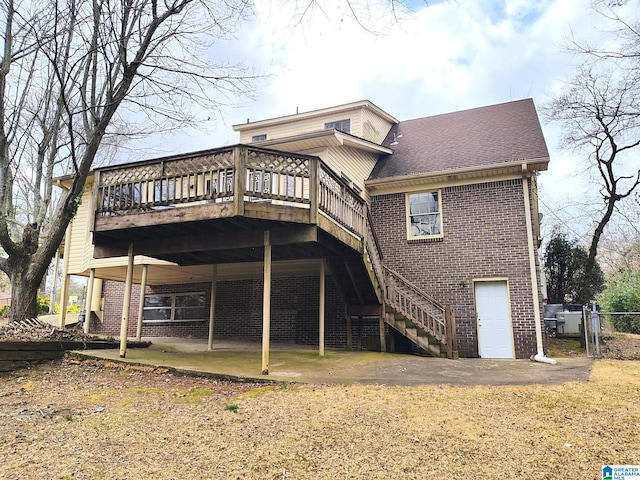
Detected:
[
  {"left": 406, "top": 191, "right": 443, "bottom": 239},
  {"left": 324, "top": 119, "right": 350, "bottom": 133},
  {"left": 143, "top": 292, "right": 207, "bottom": 322}
]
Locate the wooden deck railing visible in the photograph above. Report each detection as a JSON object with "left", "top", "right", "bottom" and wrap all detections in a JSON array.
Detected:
[
  {"left": 318, "top": 162, "right": 365, "bottom": 237},
  {"left": 96, "top": 146, "right": 313, "bottom": 214},
  {"left": 95, "top": 145, "right": 367, "bottom": 238}
]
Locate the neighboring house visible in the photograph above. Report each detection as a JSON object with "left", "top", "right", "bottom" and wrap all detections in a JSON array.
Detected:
[{"left": 56, "top": 99, "right": 549, "bottom": 367}]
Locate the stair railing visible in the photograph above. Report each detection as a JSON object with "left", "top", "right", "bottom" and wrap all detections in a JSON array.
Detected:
[
  {"left": 363, "top": 211, "right": 385, "bottom": 301},
  {"left": 383, "top": 266, "right": 447, "bottom": 344}
]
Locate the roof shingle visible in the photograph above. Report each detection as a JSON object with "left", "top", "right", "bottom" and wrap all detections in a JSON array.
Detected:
[{"left": 369, "top": 98, "right": 549, "bottom": 180}]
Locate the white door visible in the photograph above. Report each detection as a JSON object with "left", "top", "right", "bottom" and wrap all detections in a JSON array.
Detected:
[{"left": 475, "top": 281, "right": 513, "bottom": 359}]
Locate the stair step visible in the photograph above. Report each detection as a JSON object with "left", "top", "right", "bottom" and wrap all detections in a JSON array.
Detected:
[
  {"left": 403, "top": 328, "right": 442, "bottom": 358},
  {"left": 383, "top": 309, "right": 447, "bottom": 358}
]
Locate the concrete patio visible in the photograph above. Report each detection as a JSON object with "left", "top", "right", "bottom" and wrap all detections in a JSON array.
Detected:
[{"left": 71, "top": 337, "right": 594, "bottom": 386}]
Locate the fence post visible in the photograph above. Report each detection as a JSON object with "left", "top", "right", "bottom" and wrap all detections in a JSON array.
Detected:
[
  {"left": 592, "top": 303, "right": 601, "bottom": 357},
  {"left": 583, "top": 306, "right": 591, "bottom": 357}
]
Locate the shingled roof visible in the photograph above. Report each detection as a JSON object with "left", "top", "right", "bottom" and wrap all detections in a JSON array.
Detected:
[{"left": 369, "top": 99, "right": 549, "bottom": 181}]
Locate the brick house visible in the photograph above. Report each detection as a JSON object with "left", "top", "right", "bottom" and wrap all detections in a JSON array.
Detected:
[{"left": 56, "top": 98, "right": 549, "bottom": 368}]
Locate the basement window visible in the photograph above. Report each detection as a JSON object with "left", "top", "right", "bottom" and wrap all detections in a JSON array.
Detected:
[
  {"left": 406, "top": 191, "right": 443, "bottom": 240},
  {"left": 143, "top": 292, "right": 207, "bottom": 322},
  {"left": 324, "top": 119, "right": 350, "bottom": 134}
]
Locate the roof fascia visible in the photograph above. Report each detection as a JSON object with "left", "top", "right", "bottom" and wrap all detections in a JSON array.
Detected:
[
  {"left": 256, "top": 129, "right": 393, "bottom": 154},
  {"left": 335, "top": 131, "right": 394, "bottom": 154},
  {"left": 54, "top": 173, "right": 95, "bottom": 190},
  {"left": 366, "top": 157, "right": 549, "bottom": 194}
]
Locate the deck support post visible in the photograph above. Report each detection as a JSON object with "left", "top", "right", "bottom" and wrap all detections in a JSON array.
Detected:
[
  {"left": 389, "top": 327, "right": 396, "bottom": 353},
  {"left": 83, "top": 269, "right": 95, "bottom": 334},
  {"left": 234, "top": 146, "right": 246, "bottom": 216},
  {"left": 261, "top": 231, "right": 271, "bottom": 375},
  {"left": 49, "top": 249, "right": 60, "bottom": 314},
  {"left": 319, "top": 260, "right": 325, "bottom": 357},
  {"left": 379, "top": 303, "right": 387, "bottom": 352},
  {"left": 345, "top": 310, "right": 352, "bottom": 350},
  {"left": 208, "top": 265, "right": 218, "bottom": 350},
  {"left": 119, "top": 244, "right": 134, "bottom": 358},
  {"left": 58, "top": 222, "right": 73, "bottom": 328},
  {"left": 135, "top": 264, "right": 148, "bottom": 341}
]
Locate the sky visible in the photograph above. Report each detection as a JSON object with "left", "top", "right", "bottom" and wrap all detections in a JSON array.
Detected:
[{"left": 121, "top": 0, "right": 639, "bottom": 247}]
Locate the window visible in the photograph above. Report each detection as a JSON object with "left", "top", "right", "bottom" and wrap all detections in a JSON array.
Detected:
[
  {"left": 143, "top": 292, "right": 207, "bottom": 322},
  {"left": 251, "top": 134, "right": 267, "bottom": 142},
  {"left": 324, "top": 119, "right": 350, "bottom": 133},
  {"left": 406, "top": 191, "right": 443, "bottom": 239}
]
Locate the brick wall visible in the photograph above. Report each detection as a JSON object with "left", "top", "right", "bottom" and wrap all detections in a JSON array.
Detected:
[
  {"left": 92, "top": 275, "right": 357, "bottom": 348},
  {"left": 371, "top": 178, "right": 544, "bottom": 359}
]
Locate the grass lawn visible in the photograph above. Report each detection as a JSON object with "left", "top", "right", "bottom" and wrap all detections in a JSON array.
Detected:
[{"left": 1, "top": 356, "right": 639, "bottom": 479}]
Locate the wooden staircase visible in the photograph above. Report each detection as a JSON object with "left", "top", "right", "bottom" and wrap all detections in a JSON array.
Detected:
[
  {"left": 383, "top": 267, "right": 458, "bottom": 358},
  {"left": 336, "top": 213, "right": 458, "bottom": 359}
]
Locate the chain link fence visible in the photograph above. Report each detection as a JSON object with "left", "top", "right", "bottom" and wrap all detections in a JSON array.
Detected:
[
  {"left": 582, "top": 306, "right": 601, "bottom": 358},
  {"left": 583, "top": 308, "right": 640, "bottom": 358},
  {"left": 599, "top": 312, "right": 640, "bottom": 335}
]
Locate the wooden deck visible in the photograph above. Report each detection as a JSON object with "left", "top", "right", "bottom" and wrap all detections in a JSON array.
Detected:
[
  {"left": 93, "top": 145, "right": 368, "bottom": 265},
  {"left": 90, "top": 145, "right": 456, "bottom": 358}
]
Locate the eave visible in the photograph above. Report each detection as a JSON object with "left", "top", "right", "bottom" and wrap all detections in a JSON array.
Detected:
[
  {"left": 54, "top": 174, "right": 95, "bottom": 191},
  {"left": 252, "top": 129, "right": 394, "bottom": 155},
  {"left": 366, "top": 157, "right": 549, "bottom": 194}
]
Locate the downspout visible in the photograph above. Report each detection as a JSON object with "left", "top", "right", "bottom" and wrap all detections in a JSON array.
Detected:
[{"left": 522, "top": 168, "right": 556, "bottom": 365}]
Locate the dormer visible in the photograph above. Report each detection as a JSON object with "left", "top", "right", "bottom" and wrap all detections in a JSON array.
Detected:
[{"left": 232, "top": 100, "right": 398, "bottom": 146}]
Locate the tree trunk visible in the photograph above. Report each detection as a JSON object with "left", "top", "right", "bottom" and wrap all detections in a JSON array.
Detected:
[{"left": 8, "top": 264, "right": 45, "bottom": 322}]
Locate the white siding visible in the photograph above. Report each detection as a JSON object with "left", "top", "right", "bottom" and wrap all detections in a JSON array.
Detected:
[
  {"left": 237, "top": 103, "right": 396, "bottom": 149},
  {"left": 361, "top": 108, "right": 394, "bottom": 144},
  {"left": 240, "top": 111, "right": 361, "bottom": 143},
  {"left": 65, "top": 177, "right": 173, "bottom": 275},
  {"left": 66, "top": 183, "right": 93, "bottom": 275},
  {"left": 325, "top": 146, "right": 379, "bottom": 199},
  {"left": 239, "top": 111, "right": 363, "bottom": 143}
]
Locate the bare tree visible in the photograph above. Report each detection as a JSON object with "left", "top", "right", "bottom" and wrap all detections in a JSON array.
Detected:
[
  {"left": 597, "top": 192, "right": 640, "bottom": 271},
  {"left": 570, "top": 0, "right": 640, "bottom": 62},
  {"left": 545, "top": 2, "right": 640, "bottom": 301},
  {"left": 0, "top": 0, "right": 431, "bottom": 322},
  {"left": 0, "top": 0, "right": 254, "bottom": 321},
  {"left": 286, "top": 0, "right": 417, "bottom": 34}
]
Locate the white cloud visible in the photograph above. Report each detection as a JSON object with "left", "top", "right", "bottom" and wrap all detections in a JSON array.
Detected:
[{"left": 121, "top": 0, "right": 635, "bottom": 239}]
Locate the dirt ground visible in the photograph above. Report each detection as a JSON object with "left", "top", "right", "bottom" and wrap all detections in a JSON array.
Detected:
[
  {"left": 1, "top": 348, "right": 640, "bottom": 479},
  {"left": 598, "top": 331, "right": 640, "bottom": 360}
]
